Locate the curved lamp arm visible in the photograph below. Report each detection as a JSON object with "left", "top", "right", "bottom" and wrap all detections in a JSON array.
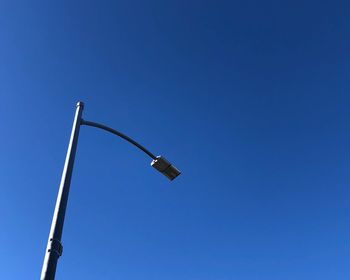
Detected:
[
  {"left": 81, "top": 119, "right": 181, "bottom": 180},
  {"left": 81, "top": 119, "right": 157, "bottom": 159}
]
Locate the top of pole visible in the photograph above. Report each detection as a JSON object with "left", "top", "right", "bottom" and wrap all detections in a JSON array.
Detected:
[{"left": 76, "top": 101, "right": 85, "bottom": 109}]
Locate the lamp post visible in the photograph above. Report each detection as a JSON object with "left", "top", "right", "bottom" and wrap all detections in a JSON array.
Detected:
[{"left": 40, "top": 102, "right": 180, "bottom": 280}]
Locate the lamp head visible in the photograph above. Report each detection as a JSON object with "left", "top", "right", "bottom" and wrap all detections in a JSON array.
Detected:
[{"left": 151, "top": 156, "right": 181, "bottom": 181}]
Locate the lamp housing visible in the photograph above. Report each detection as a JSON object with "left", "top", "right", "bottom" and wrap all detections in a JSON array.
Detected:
[{"left": 151, "top": 156, "right": 181, "bottom": 180}]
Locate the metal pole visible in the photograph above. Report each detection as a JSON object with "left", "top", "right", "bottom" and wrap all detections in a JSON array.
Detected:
[{"left": 40, "top": 102, "right": 84, "bottom": 280}]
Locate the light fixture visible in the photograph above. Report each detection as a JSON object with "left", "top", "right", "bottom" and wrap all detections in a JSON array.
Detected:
[{"left": 151, "top": 156, "right": 181, "bottom": 180}]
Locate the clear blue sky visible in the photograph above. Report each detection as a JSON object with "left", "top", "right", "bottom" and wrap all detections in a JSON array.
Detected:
[{"left": 1, "top": 1, "right": 350, "bottom": 279}]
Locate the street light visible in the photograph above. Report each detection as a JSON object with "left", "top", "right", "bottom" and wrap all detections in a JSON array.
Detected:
[
  {"left": 151, "top": 156, "right": 181, "bottom": 180},
  {"left": 40, "top": 102, "right": 181, "bottom": 280}
]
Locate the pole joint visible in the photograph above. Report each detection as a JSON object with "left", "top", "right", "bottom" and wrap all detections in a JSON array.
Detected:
[{"left": 48, "top": 238, "right": 63, "bottom": 257}]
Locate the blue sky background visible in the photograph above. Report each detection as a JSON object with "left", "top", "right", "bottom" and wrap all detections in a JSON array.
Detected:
[{"left": 1, "top": 1, "right": 350, "bottom": 279}]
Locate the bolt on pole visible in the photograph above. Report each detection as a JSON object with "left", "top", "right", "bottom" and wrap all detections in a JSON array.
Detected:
[{"left": 40, "top": 102, "right": 84, "bottom": 280}]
